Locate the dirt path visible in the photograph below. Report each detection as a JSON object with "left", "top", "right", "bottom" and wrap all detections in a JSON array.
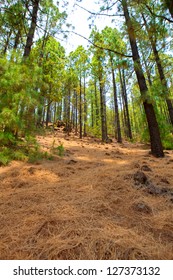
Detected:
[{"left": 0, "top": 130, "right": 173, "bottom": 259}]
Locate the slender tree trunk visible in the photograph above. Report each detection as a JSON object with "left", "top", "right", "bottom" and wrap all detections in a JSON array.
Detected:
[
  {"left": 119, "top": 68, "right": 132, "bottom": 139},
  {"left": 122, "top": 0, "right": 164, "bottom": 157},
  {"left": 36, "top": 96, "right": 44, "bottom": 127},
  {"left": 66, "top": 87, "right": 71, "bottom": 136},
  {"left": 99, "top": 74, "right": 108, "bottom": 142},
  {"left": 94, "top": 79, "right": 99, "bottom": 126},
  {"left": 3, "top": 30, "right": 12, "bottom": 54},
  {"left": 56, "top": 101, "right": 62, "bottom": 120},
  {"left": 83, "top": 73, "right": 87, "bottom": 137},
  {"left": 23, "top": 0, "right": 39, "bottom": 58},
  {"left": 142, "top": 13, "right": 173, "bottom": 126},
  {"left": 110, "top": 55, "right": 122, "bottom": 142},
  {"left": 91, "top": 93, "right": 94, "bottom": 128},
  {"left": 123, "top": 69, "right": 133, "bottom": 139},
  {"left": 53, "top": 102, "right": 57, "bottom": 125},
  {"left": 119, "top": 89, "right": 125, "bottom": 135},
  {"left": 46, "top": 100, "right": 52, "bottom": 127},
  {"left": 13, "top": 30, "right": 21, "bottom": 50},
  {"left": 79, "top": 75, "right": 83, "bottom": 139},
  {"left": 74, "top": 91, "right": 78, "bottom": 135},
  {"left": 42, "top": 99, "right": 46, "bottom": 124}
]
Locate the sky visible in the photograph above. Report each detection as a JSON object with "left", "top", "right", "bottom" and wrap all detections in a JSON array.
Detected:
[{"left": 60, "top": 0, "right": 122, "bottom": 53}]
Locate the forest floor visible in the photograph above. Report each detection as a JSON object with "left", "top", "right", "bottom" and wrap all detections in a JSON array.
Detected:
[{"left": 0, "top": 129, "right": 173, "bottom": 260}]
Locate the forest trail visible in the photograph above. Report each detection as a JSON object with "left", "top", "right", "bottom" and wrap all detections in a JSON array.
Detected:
[{"left": 0, "top": 130, "right": 173, "bottom": 260}]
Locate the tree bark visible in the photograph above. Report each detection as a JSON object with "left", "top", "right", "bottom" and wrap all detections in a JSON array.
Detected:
[
  {"left": 23, "top": 0, "right": 39, "bottom": 58},
  {"left": 3, "top": 30, "right": 12, "bottom": 54},
  {"left": 79, "top": 75, "right": 83, "bottom": 139},
  {"left": 75, "top": 90, "right": 78, "bottom": 135},
  {"left": 99, "top": 73, "right": 108, "bottom": 142},
  {"left": 46, "top": 100, "right": 52, "bottom": 127},
  {"left": 94, "top": 79, "right": 99, "bottom": 126},
  {"left": 142, "top": 13, "right": 173, "bottom": 126},
  {"left": 119, "top": 68, "right": 132, "bottom": 139},
  {"left": 83, "top": 73, "right": 87, "bottom": 137},
  {"left": 110, "top": 55, "right": 122, "bottom": 142},
  {"left": 122, "top": 0, "right": 164, "bottom": 157}
]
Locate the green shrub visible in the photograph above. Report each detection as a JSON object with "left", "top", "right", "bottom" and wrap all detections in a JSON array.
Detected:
[
  {"left": 162, "top": 134, "right": 173, "bottom": 150},
  {"left": 0, "top": 153, "right": 10, "bottom": 166},
  {"left": 12, "top": 150, "right": 28, "bottom": 161},
  {"left": 56, "top": 144, "right": 65, "bottom": 157},
  {"left": 0, "top": 131, "right": 16, "bottom": 146}
]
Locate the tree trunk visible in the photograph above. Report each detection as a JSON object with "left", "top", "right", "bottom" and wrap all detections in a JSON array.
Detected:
[
  {"left": 79, "top": 75, "right": 83, "bottom": 139},
  {"left": 99, "top": 74, "right": 108, "bottom": 142},
  {"left": 122, "top": 0, "right": 164, "bottom": 157},
  {"left": 3, "top": 30, "right": 12, "bottom": 54},
  {"left": 110, "top": 55, "right": 122, "bottom": 142},
  {"left": 14, "top": 30, "right": 21, "bottom": 50},
  {"left": 75, "top": 90, "right": 78, "bottom": 135},
  {"left": 23, "top": 0, "right": 39, "bottom": 58},
  {"left": 94, "top": 79, "right": 99, "bottom": 126},
  {"left": 46, "top": 100, "right": 52, "bottom": 128},
  {"left": 66, "top": 87, "right": 71, "bottom": 136},
  {"left": 83, "top": 73, "right": 87, "bottom": 137},
  {"left": 119, "top": 68, "right": 132, "bottom": 139},
  {"left": 91, "top": 94, "right": 94, "bottom": 128},
  {"left": 142, "top": 13, "right": 173, "bottom": 126}
]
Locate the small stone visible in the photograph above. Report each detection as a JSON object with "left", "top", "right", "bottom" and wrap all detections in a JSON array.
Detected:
[
  {"left": 141, "top": 165, "right": 152, "bottom": 172},
  {"left": 66, "top": 159, "right": 77, "bottom": 165},
  {"left": 133, "top": 171, "right": 148, "bottom": 185},
  {"left": 134, "top": 163, "right": 140, "bottom": 168},
  {"left": 160, "top": 178, "right": 170, "bottom": 184},
  {"left": 147, "top": 185, "right": 162, "bottom": 195},
  {"left": 28, "top": 167, "right": 36, "bottom": 174},
  {"left": 106, "top": 138, "right": 113, "bottom": 143},
  {"left": 132, "top": 202, "right": 152, "bottom": 214}
]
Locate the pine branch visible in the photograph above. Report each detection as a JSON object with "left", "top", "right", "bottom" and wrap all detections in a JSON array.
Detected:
[
  {"left": 75, "top": 3, "right": 124, "bottom": 17},
  {"left": 71, "top": 31, "right": 132, "bottom": 58},
  {"left": 145, "top": 4, "right": 173, "bottom": 23}
]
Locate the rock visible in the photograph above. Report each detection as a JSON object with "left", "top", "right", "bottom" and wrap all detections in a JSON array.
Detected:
[
  {"left": 132, "top": 202, "right": 152, "bottom": 214},
  {"left": 160, "top": 178, "right": 170, "bottom": 184},
  {"left": 133, "top": 171, "right": 148, "bottom": 185},
  {"left": 28, "top": 167, "right": 36, "bottom": 174},
  {"left": 160, "top": 187, "right": 169, "bottom": 194},
  {"left": 147, "top": 185, "right": 162, "bottom": 195},
  {"left": 134, "top": 163, "right": 140, "bottom": 168},
  {"left": 56, "top": 120, "right": 65, "bottom": 127},
  {"left": 66, "top": 159, "right": 77, "bottom": 165},
  {"left": 141, "top": 165, "right": 152, "bottom": 172},
  {"left": 105, "top": 138, "right": 113, "bottom": 143}
]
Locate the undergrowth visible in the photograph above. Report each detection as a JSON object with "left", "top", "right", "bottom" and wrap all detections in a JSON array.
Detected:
[
  {"left": 50, "top": 139, "right": 65, "bottom": 157},
  {"left": 0, "top": 133, "right": 52, "bottom": 166}
]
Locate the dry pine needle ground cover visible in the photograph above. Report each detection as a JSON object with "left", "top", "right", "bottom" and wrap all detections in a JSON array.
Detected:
[{"left": 0, "top": 129, "right": 173, "bottom": 260}]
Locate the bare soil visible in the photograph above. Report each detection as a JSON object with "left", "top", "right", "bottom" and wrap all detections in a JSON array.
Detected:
[{"left": 0, "top": 129, "right": 173, "bottom": 260}]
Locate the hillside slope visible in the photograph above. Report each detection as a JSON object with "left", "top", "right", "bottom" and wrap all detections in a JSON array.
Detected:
[{"left": 0, "top": 130, "right": 173, "bottom": 259}]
